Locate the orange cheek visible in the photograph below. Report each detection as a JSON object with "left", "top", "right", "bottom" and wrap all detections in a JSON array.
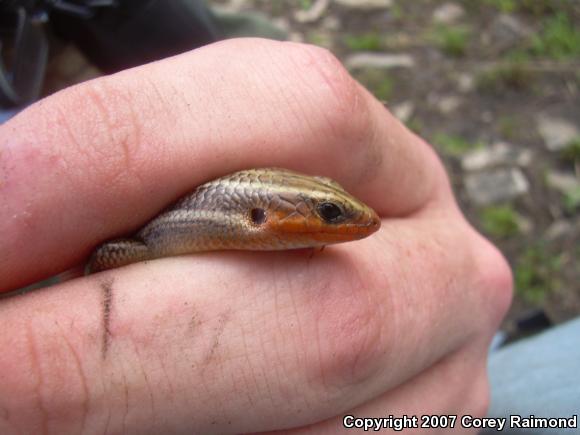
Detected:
[
  {"left": 266, "top": 210, "right": 322, "bottom": 234},
  {"left": 265, "top": 211, "right": 366, "bottom": 243}
]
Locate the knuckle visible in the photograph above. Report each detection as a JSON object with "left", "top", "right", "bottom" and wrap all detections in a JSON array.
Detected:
[
  {"left": 286, "top": 43, "right": 375, "bottom": 156},
  {"left": 304, "top": 268, "right": 388, "bottom": 396},
  {"left": 471, "top": 372, "right": 491, "bottom": 417},
  {"left": 469, "top": 233, "right": 514, "bottom": 327}
]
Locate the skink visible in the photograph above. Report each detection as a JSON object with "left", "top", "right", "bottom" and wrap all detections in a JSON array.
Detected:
[{"left": 88, "top": 168, "right": 381, "bottom": 272}]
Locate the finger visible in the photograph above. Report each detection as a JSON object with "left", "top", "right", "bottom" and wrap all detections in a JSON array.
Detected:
[
  {"left": 265, "top": 340, "right": 491, "bottom": 435},
  {"left": 0, "top": 217, "right": 510, "bottom": 434},
  {"left": 1, "top": 38, "right": 448, "bottom": 291}
]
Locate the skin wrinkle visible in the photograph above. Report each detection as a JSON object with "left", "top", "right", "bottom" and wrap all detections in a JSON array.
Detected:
[
  {"left": 138, "top": 74, "right": 179, "bottom": 162},
  {"left": 101, "top": 404, "right": 111, "bottom": 435},
  {"left": 286, "top": 283, "right": 315, "bottom": 415},
  {"left": 119, "top": 369, "right": 129, "bottom": 435},
  {"left": 238, "top": 314, "right": 258, "bottom": 408},
  {"left": 69, "top": 83, "right": 141, "bottom": 200},
  {"left": 76, "top": 82, "right": 121, "bottom": 163},
  {"left": 95, "top": 78, "right": 147, "bottom": 186},
  {"left": 115, "top": 91, "right": 141, "bottom": 178},
  {"left": 257, "top": 351, "right": 277, "bottom": 413},
  {"left": 259, "top": 281, "right": 289, "bottom": 410},
  {"left": 24, "top": 322, "right": 49, "bottom": 435},
  {"left": 156, "top": 349, "right": 176, "bottom": 400},
  {"left": 58, "top": 331, "right": 89, "bottom": 435},
  {"left": 84, "top": 80, "right": 142, "bottom": 188},
  {"left": 131, "top": 343, "right": 157, "bottom": 431},
  {"left": 52, "top": 104, "right": 85, "bottom": 169},
  {"left": 0, "top": 407, "right": 20, "bottom": 435},
  {"left": 157, "top": 354, "right": 180, "bottom": 432},
  {"left": 274, "top": 256, "right": 333, "bottom": 405},
  {"left": 96, "top": 346, "right": 112, "bottom": 435},
  {"left": 275, "top": 266, "right": 309, "bottom": 406},
  {"left": 343, "top": 266, "right": 384, "bottom": 385}
]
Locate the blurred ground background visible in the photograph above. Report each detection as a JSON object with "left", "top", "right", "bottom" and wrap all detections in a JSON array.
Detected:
[{"left": 44, "top": 0, "right": 579, "bottom": 336}]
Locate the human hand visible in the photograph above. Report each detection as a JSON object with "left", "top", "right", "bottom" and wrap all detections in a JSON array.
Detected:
[{"left": 0, "top": 39, "right": 512, "bottom": 434}]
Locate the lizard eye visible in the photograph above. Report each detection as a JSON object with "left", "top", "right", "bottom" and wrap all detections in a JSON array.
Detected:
[{"left": 317, "top": 202, "right": 344, "bottom": 223}]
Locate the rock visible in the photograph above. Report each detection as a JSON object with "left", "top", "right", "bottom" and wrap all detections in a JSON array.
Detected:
[
  {"left": 294, "top": 0, "right": 330, "bottom": 23},
  {"left": 547, "top": 170, "right": 580, "bottom": 194},
  {"left": 52, "top": 46, "right": 91, "bottom": 78},
  {"left": 305, "top": 31, "right": 333, "bottom": 48},
  {"left": 488, "top": 14, "right": 531, "bottom": 52},
  {"left": 537, "top": 115, "right": 580, "bottom": 151},
  {"left": 456, "top": 73, "right": 475, "bottom": 93},
  {"left": 464, "top": 168, "right": 529, "bottom": 205},
  {"left": 334, "top": 0, "right": 392, "bottom": 9},
  {"left": 391, "top": 101, "right": 415, "bottom": 123},
  {"left": 437, "top": 95, "right": 462, "bottom": 114},
  {"left": 345, "top": 53, "right": 415, "bottom": 70},
  {"left": 461, "top": 142, "right": 533, "bottom": 171},
  {"left": 272, "top": 17, "right": 291, "bottom": 32},
  {"left": 212, "top": 7, "right": 288, "bottom": 40},
  {"left": 433, "top": 3, "right": 465, "bottom": 25},
  {"left": 289, "top": 31, "right": 305, "bottom": 43},
  {"left": 518, "top": 215, "right": 533, "bottom": 234},
  {"left": 481, "top": 111, "right": 493, "bottom": 123},
  {"left": 217, "top": 0, "right": 251, "bottom": 12},
  {"left": 321, "top": 15, "right": 340, "bottom": 30}
]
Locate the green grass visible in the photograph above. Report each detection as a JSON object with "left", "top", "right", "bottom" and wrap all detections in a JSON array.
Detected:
[
  {"left": 564, "top": 186, "right": 580, "bottom": 212},
  {"left": 432, "top": 25, "right": 471, "bottom": 57},
  {"left": 483, "top": 0, "right": 517, "bottom": 13},
  {"left": 390, "top": 3, "right": 404, "bottom": 20},
  {"left": 498, "top": 115, "right": 523, "bottom": 140},
  {"left": 518, "top": 0, "right": 558, "bottom": 16},
  {"left": 515, "top": 244, "right": 562, "bottom": 304},
  {"left": 433, "top": 133, "right": 483, "bottom": 156},
  {"left": 531, "top": 12, "right": 580, "bottom": 59},
  {"left": 560, "top": 137, "right": 580, "bottom": 163},
  {"left": 343, "top": 33, "right": 383, "bottom": 52},
  {"left": 481, "top": 205, "right": 521, "bottom": 238},
  {"left": 406, "top": 118, "right": 424, "bottom": 134},
  {"left": 306, "top": 30, "right": 334, "bottom": 48},
  {"left": 353, "top": 69, "right": 394, "bottom": 101},
  {"left": 299, "top": 0, "right": 313, "bottom": 10}
]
